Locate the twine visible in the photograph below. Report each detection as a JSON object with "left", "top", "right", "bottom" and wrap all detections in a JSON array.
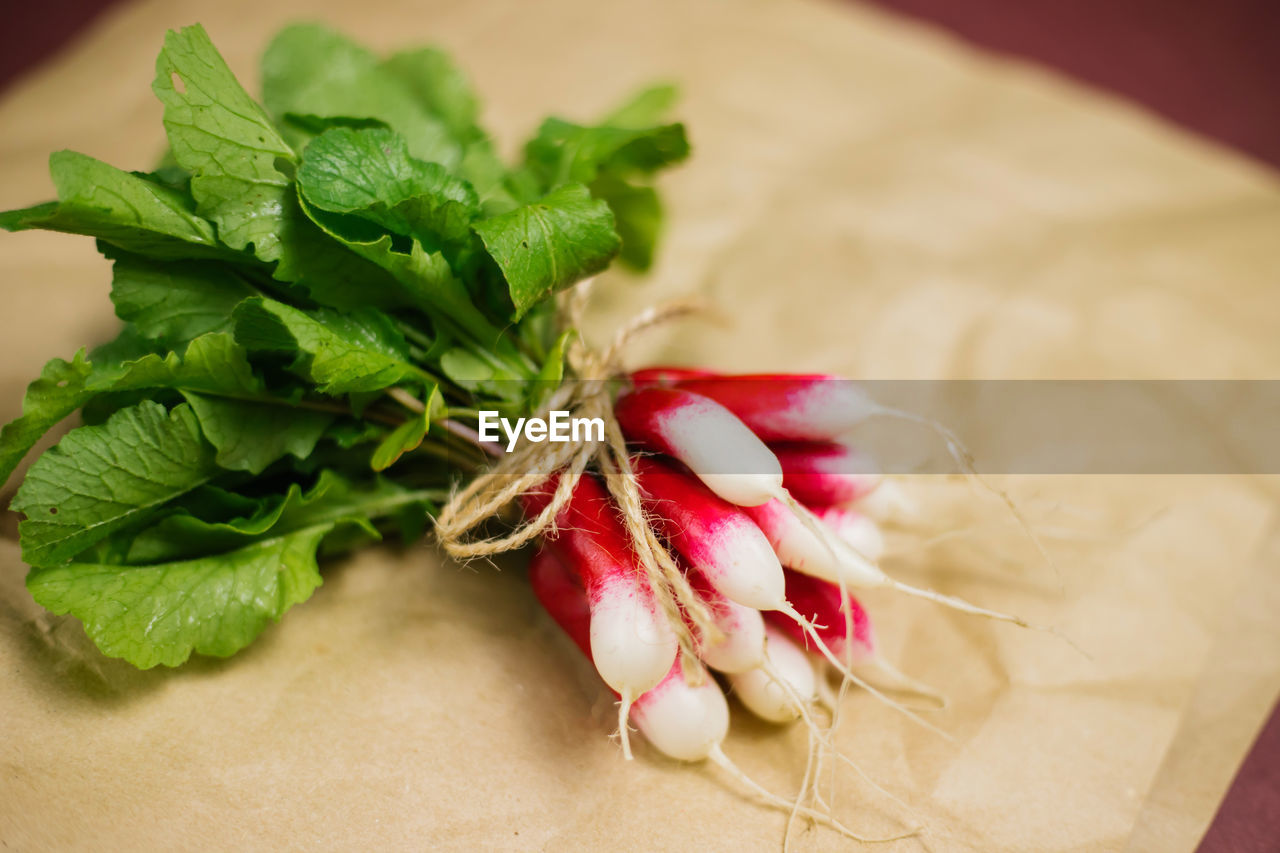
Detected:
[{"left": 433, "top": 280, "right": 720, "bottom": 673}]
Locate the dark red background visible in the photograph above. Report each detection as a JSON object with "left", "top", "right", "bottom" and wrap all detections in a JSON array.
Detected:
[{"left": 2, "top": 1, "right": 1277, "bottom": 850}]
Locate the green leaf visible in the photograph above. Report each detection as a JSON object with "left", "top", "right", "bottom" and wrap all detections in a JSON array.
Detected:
[
  {"left": 105, "top": 332, "right": 263, "bottom": 398},
  {"left": 261, "top": 24, "right": 458, "bottom": 167},
  {"left": 602, "top": 84, "right": 680, "bottom": 129},
  {"left": 296, "top": 195, "right": 501, "bottom": 345},
  {"left": 12, "top": 402, "right": 218, "bottom": 567},
  {"left": 27, "top": 524, "right": 332, "bottom": 668},
  {"left": 523, "top": 118, "right": 689, "bottom": 188},
  {"left": 381, "top": 48, "right": 482, "bottom": 141},
  {"left": 1, "top": 334, "right": 282, "bottom": 485},
  {"left": 370, "top": 387, "right": 441, "bottom": 471},
  {"left": 153, "top": 24, "right": 297, "bottom": 263},
  {"left": 297, "top": 127, "right": 478, "bottom": 247},
  {"left": 124, "top": 469, "right": 429, "bottom": 564},
  {"left": 592, "top": 175, "right": 662, "bottom": 270},
  {"left": 182, "top": 393, "right": 334, "bottom": 475},
  {"left": 472, "top": 183, "right": 620, "bottom": 319},
  {"left": 0, "top": 151, "right": 225, "bottom": 259},
  {"left": 110, "top": 255, "right": 257, "bottom": 345},
  {"left": 233, "top": 296, "right": 423, "bottom": 394},
  {"left": 0, "top": 351, "right": 95, "bottom": 485},
  {"left": 379, "top": 48, "right": 519, "bottom": 214}
]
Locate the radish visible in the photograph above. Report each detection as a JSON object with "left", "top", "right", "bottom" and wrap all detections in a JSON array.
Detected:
[
  {"left": 685, "top": 567, "right": 768, "bottom": 674},
  {"left": 767, "top": 568, "right": 874, "bottom": 664},
  {"left": 814, "top": 505, "right": 885, "bottom": 561},
  {"left": 629, "top": 659, "right": 732, "bottom": 761},
  {"left": 744, "top": 495, "right": 1028, "bottom": 627},
  {"left": 632, "top": 454, "right": 786, "bottom": 610},
  {"left": 684, "top": 567, "right": 822, "bottom": 726},
  {"left": 673, "top": 374, "right": 877, "bottom": 442},
  {"left": 528, "top": 548, "right": 729, "bottom": 760},
  {"left": 629, "top": 366, "right": 720, "bottom": 387},
  {"left": 855, "top": 479, "right": 919, "bottom": 524},
  {"left": 773, "top": 441, "right": 882, "bottom": 507},
  {"left": 727, "top": 626, "right": 817, "bottom": 723},
  {"left": 522, "top": 473, "right": 678, "bottom": 758},
  {"left": 765, "top": 569, "right": 944, "bottom": 704},
  {"left": 673, "top": 375, "right": 1055, "bottom": 575},
  {"left": 530, "top": 549, "right": 910, "bottom": 842},
  {"left": 614, "top": 387, "right": 784, "bottom": 507},
  {"left": 628, "top": 455, "right": 946, "bottom": 734}
]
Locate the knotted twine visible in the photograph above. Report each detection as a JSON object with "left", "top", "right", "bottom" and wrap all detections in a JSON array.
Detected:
[{"left": 433, "top": 280, "right": 720, "bottom": 678}]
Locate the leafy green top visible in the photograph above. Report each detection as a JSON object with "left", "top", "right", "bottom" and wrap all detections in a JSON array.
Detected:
[{"left": 0, "top": 23, "right": 687, "bottom": 668}]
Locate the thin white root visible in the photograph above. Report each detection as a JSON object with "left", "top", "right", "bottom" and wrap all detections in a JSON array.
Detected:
[
  {"left": 777, "top": 603, "right": 954, "bottom": 742},
  {"left": 777, "top": 486, "right": 1034, "bottom": 631},
  {"left": 868, "top": 405, "right": 1061, "bottom": 587},
  {"left": 886, "top": 577, "right": 1029, "bottom": 627},
  {"left": 860, "top": 658, "right": 950, "bottom": 710},
  {"left": 757, "top": 659, "right": 918, "bottom": 843},
  {"left": 814, "top": 669, "right": 840, "bottom": 715},
  {"left": 782, "top": 689, "right": 821, "bottom": 853},
  {"left": 617, "top": 687, "right": 635, "bottom": 761},
  {"left": 708, "top": 746, "right": 920, "bottom": 844}
]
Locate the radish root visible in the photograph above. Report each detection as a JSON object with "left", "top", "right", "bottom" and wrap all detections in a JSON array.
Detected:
[
  {"left": 707, "top": 746, "right": 921, "bottom": 844},
  {"left": 617, "top": 687, "right": 635, "bottom": 761}
]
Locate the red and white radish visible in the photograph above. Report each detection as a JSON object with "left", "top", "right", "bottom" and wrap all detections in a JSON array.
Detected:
[
  {"left": 614, "top": 387, "right": 784, "bottom": 507},
  {"left": 522, "top": 473, "right": 678, "bottom": 757},
  {"left": 673, "top": 374, "right": 877, "bottom": 442},
  {"left": 773, "top": 441, "right": 882, "bottom": 507},
  {"left": 745, "top": 494, "right": 1025, "bottom": 627},
  {"left": 529, "top": 548, "right": 729, "bottom": 760},
  {"left": 727, "top": 626, "right": 818, "bottom": 723},
  {"left": 685, "top": 567, "right": 768, "bottom": 674},
  {"left": 814, "top": 505, "right": 885, "bottom": 561},
  {"left": 632, "top": 454, "right": 786, "bottom": 610},
  {"left": 531, "top": 549, "right": 908, "bottom": 842},
  {"left": 764, "top": 569, "right": 944, "bottom": 704}
]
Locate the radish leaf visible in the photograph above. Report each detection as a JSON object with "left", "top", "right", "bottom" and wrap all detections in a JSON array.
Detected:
[
  {"left": 110, "top": 255, "right": 258, "bottom": 346},
  {"left": 473, "top": 183, "right": 620, "bottom": 320},
  {"left": 27, "top": 524, "right": 332, "bottom": 668},
  {"left": 12, "top": 402, "right": 219, "bottom": 567},
  {"left": 0, "top": 152, "right": 225, "bottom": 260},
  {"left": 182, "top": 393, "right": 334, "bottom": 475}
]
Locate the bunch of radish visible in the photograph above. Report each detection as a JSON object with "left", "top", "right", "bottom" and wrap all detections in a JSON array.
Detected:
[{"left": 521, "top": 370, "right": 1026, "bottom": 835}]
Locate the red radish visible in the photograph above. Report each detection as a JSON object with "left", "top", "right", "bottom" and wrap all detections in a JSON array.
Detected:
[
  {"left": 614, "top": 389, "right": 997, "bottom": 625},
  {"left": 773, "top": 441, "right": 882, "bottom": 507},
  {"left": 522, "top": 473, "right": 678, "bottom": 758},
  {"left": 814, "top": 505, "right": 885, "bottom": 561},
  {"left": 745, "top": 495, "right": 1027, "bottom": 627},
  {"left": 614, "top": 387, "right": 784, "bottom": 507},
  {"left": 767, "top": 569, "right": 873, "bottom": 664},
  {"left": 673, "top": 375, "right": 877, "bottom": 442},
  {"left": 530, "top": 550, "right": 921, "bottom": 839},
  {"left": 629, "top": 658, "right": 732, "bottom": 761},
  {"left": 528, "top": 547, "right": 592, "bottom": 653},
  {"left": 727, "top": 626, "right": 817, "bottom": 723},
  {"left": 856, "top": 479, "right": 919, "bottom": 524},
  {"left": 529, "top": 548, "right": 729, "bottom": 761},
  {"left": 766, "top": 570, "right": 945, "bottom": 705},
  {"left": 632, "top": 455, "right": 786, "bottom": 610},
  {"left": 686, "top": 567, "right": 768, "bottom": 674},
  {"left": 630, "top": 366, "right": 720, "bottom": 387},
  {"left": 675, "top": 374, "right": 1055, "bottom": 575},
  {"left": 530, "top": 551, "right": 902, "bottom": 843}
]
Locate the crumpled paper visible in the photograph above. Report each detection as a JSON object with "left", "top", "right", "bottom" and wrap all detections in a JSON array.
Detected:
[{"left": 2, "top": 0, "right": 1278, "bottom": 849}]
